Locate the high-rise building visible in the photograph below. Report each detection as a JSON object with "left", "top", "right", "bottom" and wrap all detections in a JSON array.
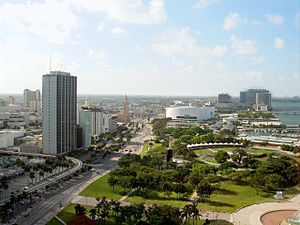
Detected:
[
  {"left": 218, "top": 93, "right": 232, "bottom": 103},
  {"left": 42, "top": 71, "right": 77, "bottom": 155},
  {"left": 240, "top": 91, "right": 247, "bottom": 105},
  {"left": 7, "top": 96, "right": 16, "bottom": 105},
  {"left": 256, "top": 92, "right": 271, "bottom": 106},
  {"left": 23, "top": 89, "right": 41, "bottom": 108},
  {"left": 79, "top": 105, "right": 103, "bottom": 148},
  {"left": 123, "top": 95, "right": 129, "bottom": 123},
  {"left": 240, "top": 89, "right": 271, "bottom": 108}
]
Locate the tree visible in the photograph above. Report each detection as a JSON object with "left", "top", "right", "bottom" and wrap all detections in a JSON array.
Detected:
[
  {"left": 89, "top": 208, "right": 97, "bottom": 219},
  {"left": 190, "top": 202, "right": 199, "bottom": 225},
  {"left": 214, "top": 151, "right": 230, "bottom": 163},
  {"left": 196, "top": 180, "right": 215, "bottom": 200},
  {"left": 249, "top": 174, "right": 264, "bottom": 195},
  {"left": 29, "top": 171, "right": 35, "bottom": 184},
  {"left": 74, "top": 204, "right": 86, "bottom": 216},
  {"left": 231, "top": 149, "right": 247, "bottom": 164},
  {"left": 107, "top": 175, "right": 118, "bottom": 193}
]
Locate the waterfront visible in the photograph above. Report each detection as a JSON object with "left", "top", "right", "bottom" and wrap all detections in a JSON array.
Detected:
[{"left": 272, "top": 101, "right": 300, "bottom": 126}]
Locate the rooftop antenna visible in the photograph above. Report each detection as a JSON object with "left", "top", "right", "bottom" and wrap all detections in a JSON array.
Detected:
[{"left": 49, "top": 54, "right": 52, "bottom": 73}]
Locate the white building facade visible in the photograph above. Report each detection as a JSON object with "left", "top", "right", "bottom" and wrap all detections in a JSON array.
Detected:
[{"left": 165, "top": 106, "right": 215, "bottom": 121}]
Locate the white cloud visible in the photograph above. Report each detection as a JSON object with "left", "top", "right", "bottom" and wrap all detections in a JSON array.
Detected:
[
  {"left": 0, "top": 0, "right": 79, "bottom": 44},
  {"left": 111, "top": 26, "right": 128, "bottom": 36},
  {"left": 223, "top": 13, "right": 260, "bottom": 31},
  {"left": 193, "top": 0, "right": 220, "bottom": 9},
  {"left": 230, "top": 36, "right": 258, "bottom": 55},
  {"left": 98, "top": 23, "right": 104, "bottom": 32},
  {"left": 223, "top": 13, "right": 240, "bottom": 30},
  {"left": 265, "top": 14, "right": 284, "bottom": 25},
  {"left": 274, "top": 37, "right": 284, "bottom": 49},
  {"left": 65, "top": 0, "right": 167, "bottom": 25},
  {"left": 89, "top": 49, "right": 106, "bottom": 63},
  {"left": 152, "top": 27, "right": 227, "bottom": 58}
]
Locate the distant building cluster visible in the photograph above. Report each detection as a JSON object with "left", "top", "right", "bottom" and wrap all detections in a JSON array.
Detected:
[
  {"left": 79, "top": 100, "right": 118, "bottom": 148},
  {"left": 240, "top": 89, "right": 271, "bottom": 111}
]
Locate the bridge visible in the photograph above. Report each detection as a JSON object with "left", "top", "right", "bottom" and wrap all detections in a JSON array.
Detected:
[{"left": 0, "top": 150, "right": 83, "bottom": 206}]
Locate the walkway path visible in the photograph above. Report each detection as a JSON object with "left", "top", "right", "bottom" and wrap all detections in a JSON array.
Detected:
[
  {"left": 232, "top": 194, "right": 300, "bottom": 225},
  {"left": 55, "top": 216, "right": 66, "bottom": 225}
]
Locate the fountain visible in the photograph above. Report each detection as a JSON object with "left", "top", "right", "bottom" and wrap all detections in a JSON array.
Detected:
[{"left": 287, "top": 211, "right": 300, "bottom": 225}]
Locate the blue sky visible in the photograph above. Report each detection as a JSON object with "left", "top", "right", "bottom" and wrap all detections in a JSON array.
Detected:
[{"left": 0, "top": 0, "right": 299, "bottom": 96}]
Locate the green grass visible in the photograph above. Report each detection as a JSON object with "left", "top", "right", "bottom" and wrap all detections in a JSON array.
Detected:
[
  {"left": 194, "top": 149, "right": 217, "bottom": 164},
  {"left": 80, "top": 173, "right": 129, "bottom": 200},
  {"left": 209, "top": 147, "right": 239, "bottom": 152},
  {"left": 46, "top": 217, "right": 64, "bottom": 225},
  {"left": 282, "top": 184, "right": 300, "bottom": 199},
  {"left": 126, "top": 190, "right": 190, "bottom": 208},
  {"left": 184, "top": 219, "right": 205, "bottom": 225},
  {"left": 197, "top": 181, "right": 275, "bottom": 213},
  {"left": 142, "top": 142, "right": 167, "bottom": 156},
  {"left": 56, "top": 204, "right": 81, "bottom": 224},
  {"left": 194, "top": 149, "right": 213, "bottom": 155},
  {"left": 48, "top": 204, "right": 119, "bottom": 225},
  {"left": 246, "top": 148, "right": 275, "bottom": 154}
]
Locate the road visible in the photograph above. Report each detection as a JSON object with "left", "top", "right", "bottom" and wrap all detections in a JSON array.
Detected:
[
  {"left": 10, "top": 121, "right": 152, "bottom": 225},
  {"left": 0, "top": 152, "right": 83, "bottom": 206}
]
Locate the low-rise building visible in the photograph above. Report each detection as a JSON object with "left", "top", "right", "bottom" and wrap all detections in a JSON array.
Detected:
[
  {"left": 165, "top": 106, "right": 215, "bottom": 121},
  {"left": 0, "top": 128, "right": 25, "bottom": 148}
]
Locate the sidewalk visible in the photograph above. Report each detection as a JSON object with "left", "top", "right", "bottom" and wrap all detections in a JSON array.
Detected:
[{"left": 232, "top": 194, "right": 300, "bottom": 225}]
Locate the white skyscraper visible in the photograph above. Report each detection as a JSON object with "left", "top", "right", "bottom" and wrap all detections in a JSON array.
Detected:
[{"left": 42, "top": 71, "right": 77, "bottom": 155}]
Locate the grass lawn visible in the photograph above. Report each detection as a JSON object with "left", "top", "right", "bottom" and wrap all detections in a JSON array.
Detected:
[
  {"left": 126, "top": 190, "right": 190, "bottom": 208},
  {"left": 246, "top": 148, "right": 275, "bottom": 154},
  {"left": 142, "top": 142, "right": 167, "bottom": 156},
  {"left": 194, "top": 149, "right": 213, "bottom": 155},
  {"left": 197, "top": 182, "right": 275, "bottom": 213},
  {"left": 80, "top": 173, "right": 129, "bottom": 200},
  {"left": 47, "top": 204, "right": 119, "bottom": 225},
  {"left": 283, "top": 184, "right": 300, "bottom": 199},
  {"left": 140, "top": 142, "right": 149, "bottom": 156},
  {"left": 46, "top": 217, "right": 64, "bottom": 225},
  {"left": 209, "top": 147, "right": 239, "bottom": 152}
]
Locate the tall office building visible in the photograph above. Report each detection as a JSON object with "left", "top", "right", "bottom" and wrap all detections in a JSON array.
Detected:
[
  {"left": 123, "top": 95, "right": 129, "bottom": 123},
  {"left": 240, "top": 89, "right": 271, "bottom": 108},
  {"left": 42, "top": 71, "right": 77, "bottom": 155},
  {"left": 23, "top": 89, "right": 41, "bottom": 108}
]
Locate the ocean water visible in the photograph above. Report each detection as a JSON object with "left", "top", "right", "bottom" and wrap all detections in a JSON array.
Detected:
[{"left": 272, "top": 101, "right": 300, "bottom": 125}]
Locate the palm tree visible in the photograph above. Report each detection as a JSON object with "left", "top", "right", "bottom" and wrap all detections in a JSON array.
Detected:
[
  {"left": 190, "top": 202, "right": 199, "bottom": 225},
  {"left": 133, "top": 204, "right": 144, "bottom": 224},
  {"left": 89, "top": 208, "right": 97, "bottom": 219},
  {"left": 29, "top": 171, "right": 35, "bottom": 185},
  {"left": 107, "top": 175, "right": 118, "bottom": 194},
  {"left": 74, "top": 204, "right": 86, "bottom": 215},
  {"left": 182, "top": 205, "right": 191, "bottom": 223},
  {"left": 38, "top": 170, "right": 44, "bottom": 182}
]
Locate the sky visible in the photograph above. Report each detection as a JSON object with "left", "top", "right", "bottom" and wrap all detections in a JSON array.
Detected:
[{"left": 0, "top": 0, "right": 299, "bottom": 97}]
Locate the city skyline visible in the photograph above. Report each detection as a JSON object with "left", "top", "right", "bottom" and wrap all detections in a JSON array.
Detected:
[{"left": 0, "top": 0, "right": 299, "bottom": 96}]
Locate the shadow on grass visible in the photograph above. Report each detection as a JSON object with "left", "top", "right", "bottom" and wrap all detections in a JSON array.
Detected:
[
  {"left": 132, "top": 190, "right": 188, "bottom": 202},
  {"left": 205, "top": 200, "right": 235, "bottom": 208},
  {"left": 215, "top": 188, "right": 237, "bottom": 195},
  {"left": 284, "top": 187, "right": 300, "bottom": 195}
]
